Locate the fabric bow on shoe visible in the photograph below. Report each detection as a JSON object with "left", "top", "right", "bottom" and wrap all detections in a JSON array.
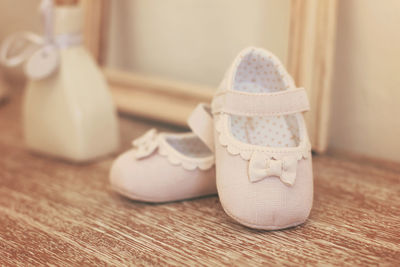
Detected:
[
  {"left": 248, "top": 151, "right": 297, "bottom": 186},
  {"left": 132, "top": 129, "right": 159, "bottom": 159}
]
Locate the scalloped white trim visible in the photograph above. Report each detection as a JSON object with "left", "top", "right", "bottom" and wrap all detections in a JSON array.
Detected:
[
  {"left": 157, "top": 133, "right": 214, "bottom": 171},
  {"left": 215, "top": 114, "right": 311, "bottom": 162},
  {"left": 132, "top": 130, "right": 215, "bottom": 171}
]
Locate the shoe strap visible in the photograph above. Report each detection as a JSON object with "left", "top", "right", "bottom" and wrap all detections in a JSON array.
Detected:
[
  {"left": 212, "top": 87, "right": 310, "bottom": 117},
  {"left": 187, "top": 103, "right": 214, "bottom": 152}
]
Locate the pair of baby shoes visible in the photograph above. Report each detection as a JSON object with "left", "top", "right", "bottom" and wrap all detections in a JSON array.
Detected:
[{"left": 110, "top": 47, "right": 313, "bottom": 230}]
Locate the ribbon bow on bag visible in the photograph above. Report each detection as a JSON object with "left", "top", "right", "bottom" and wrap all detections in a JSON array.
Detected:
[
  {"left": 248, "top": 152, "right": 298, "bottom": 186},
  {"left": 0, "top": 0, "right": 82, "bottom": 80}
]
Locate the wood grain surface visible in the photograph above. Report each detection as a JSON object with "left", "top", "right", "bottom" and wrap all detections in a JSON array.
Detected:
[
  {"left": 0, "top": 92, "right": 399, "bottom": 266},
  {"left": 0, "top": 73, "right": 8, "bottom": 102}
]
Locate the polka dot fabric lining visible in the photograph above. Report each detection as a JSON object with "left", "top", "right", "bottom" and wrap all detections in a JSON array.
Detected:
[
  {"left": 166, "top": 136, "right": 212, "bottom": 158},
  {"left": 230, "top": 50, "right": 300, "bottom": 148}
]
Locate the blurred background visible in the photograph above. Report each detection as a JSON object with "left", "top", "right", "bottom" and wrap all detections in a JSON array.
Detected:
[{"left": 0, "top": 0, "right": 399, "bottom": 163}]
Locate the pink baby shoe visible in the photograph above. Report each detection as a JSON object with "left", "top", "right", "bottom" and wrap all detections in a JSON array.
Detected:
[
  {"left": 110, "top": 104, "right": 216, "bottom": 203},
  {"left": 212, "top": 47, "right": 313, "bottom": 230}
]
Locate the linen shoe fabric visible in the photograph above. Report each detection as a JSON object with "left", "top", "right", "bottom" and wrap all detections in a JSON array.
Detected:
[
  {"left": 110, "top": 47, "right": 314, "bottom": 231},
  {"left": 110, "top": 104, "right": 217, "bottom": 203},
  {"left": 212, "top": 47, "right": 313, "bottom": 230}
]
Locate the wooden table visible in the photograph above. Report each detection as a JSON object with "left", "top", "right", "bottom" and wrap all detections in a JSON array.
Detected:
[{"left": 0, "top": 92, "right": 399, "bottom": 266}]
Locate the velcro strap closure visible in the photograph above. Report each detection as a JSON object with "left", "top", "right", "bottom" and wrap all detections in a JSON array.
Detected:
[
  {"left": 212, "top": 88, "right": 310, "bottom": 116},
  {"left": 187, "top": 103, "right": 214, "bottom": 152}
]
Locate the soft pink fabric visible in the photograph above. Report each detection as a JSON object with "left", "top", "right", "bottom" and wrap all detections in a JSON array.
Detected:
[
  {"left": 110, "top": 149, "right": 216, "bottom": 203},
  {"left": 187, "top": 103, "right": 214, "bottom": 151},
  {"left": 212, "top": 47, "right": 313, "bottom": 230},
  {"left": 110, "top": 104, "right": 217, "bottom": 203},
  {"left": 212, "top": 88, "right": 310, "bottom": 116},
  {"left": 214, "top": 141, "right": 313, "bottom": 229}
]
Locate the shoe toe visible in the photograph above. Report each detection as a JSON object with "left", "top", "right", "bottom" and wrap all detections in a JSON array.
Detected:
[
  {"left": 110, "top": 149, "right": 150, "bottom": 199},
  {"left": 110, "top": 149, "right": 216, "bottom": 202},
  {"left": 217, "top": 151, "right": 313, "bottom": 230}
]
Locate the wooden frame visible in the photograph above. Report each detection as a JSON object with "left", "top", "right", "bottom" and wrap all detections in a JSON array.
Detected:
[
  {"left": 82, "top": 0, "right": 337, "bottom": 153},
  {"left": 287, "top": 0, "right": 338, "bottom": 153}
]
